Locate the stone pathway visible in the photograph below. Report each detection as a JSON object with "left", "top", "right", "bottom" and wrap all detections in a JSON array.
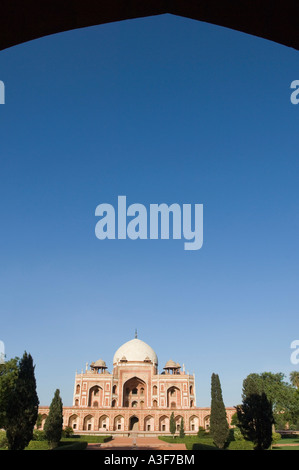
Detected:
[{"left": 87, "top": 437, "right": 186, "bottom": 451}]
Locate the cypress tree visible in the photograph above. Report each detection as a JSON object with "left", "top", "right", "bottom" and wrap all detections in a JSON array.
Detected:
[
  {"left": 169, "top": 412, "right": 176, "bottom": 438},
  {"left": 179, "top": 417, "right": 185, "bottom": 438},
  {"left": 44, "top": 389, "right": 63, "bottom": 449},
  {"left": 6, "top": 352, "right": 39, "bottom": 450},
  {"left": 210, "top": 373, "right": 229, "bottom": 449}
]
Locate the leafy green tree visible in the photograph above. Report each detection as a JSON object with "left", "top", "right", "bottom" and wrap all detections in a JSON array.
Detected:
[
  {"left": 169, "top": 412, "right": 176, "bottom": 438},
  {"left": 44, "top": 389, "right": 63, "bottom": 448},
  {"left": 290, "top": 371, "right": 299, "bottom": 389},
  {"left": 179, "top": 417, "right": 185, "bottom": 438},
  {"left": 236, "top": 392, "right": 274, "bottom": 450},
  {"left": 0, "top": 357, "right": 18, "bottom": 429},
  {"left": 5, "top": 352, "right": 39, "bottom": 450},
  {"left": 210, "top": 373, "right": 229, "bottom": 449},
  {"left": 242, "top": 372, "right": 292, "bottom": 412},
  {"left": 242, "top": 372, "right": 299, "bottom": 428}
]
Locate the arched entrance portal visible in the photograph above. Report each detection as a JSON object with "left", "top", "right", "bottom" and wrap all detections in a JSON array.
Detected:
[
  {"left": 129, "top": 416, "right": 139, "bottom": 431},
  {"left": 123, "top": 376, "right": 147, "bottom": 408}
]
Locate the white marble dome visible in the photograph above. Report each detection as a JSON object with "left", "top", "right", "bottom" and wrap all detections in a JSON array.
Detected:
[{"left": 113, "top": 338, "right": 158, "bottom": 365}]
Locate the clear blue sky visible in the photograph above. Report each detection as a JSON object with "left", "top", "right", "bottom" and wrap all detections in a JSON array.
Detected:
[{"left": 0, "top": 14, "right": 298, "bottom": 407}]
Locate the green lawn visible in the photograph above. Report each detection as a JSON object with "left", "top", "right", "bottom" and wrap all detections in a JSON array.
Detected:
[
  {"left": 159, "top": 435, "right": 254, "bottom": 450},
  {"left": 277, "top": 436, "right": 299, "bottom": 444},
  {"left": 2, "top": 432, "right": 298, "bottom": 451},
  {"left": 273, "top": 446, "right": 299, "bottom": 451},
  {"left": 272, "top": 436, "right": 299, "bottom": 451},
  {"left": 158, "top": 435, "right": 299, "bottom": 451},
  {"left": 159, "top": 435, "right": 215, "bottom": 450},
  {"left": 25, "top": 435, "right": 112, "bottom": 450},
  {"left": 0, "top": 434, "right": 112, "bottom": 450}
]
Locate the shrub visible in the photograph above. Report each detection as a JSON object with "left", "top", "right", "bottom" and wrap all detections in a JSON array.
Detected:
[
  {"left": 197, "top": 426, "right": 208, "bottom": 437},
  {"left": 0, "top": 431, "right": 8, "bottom": 449},
  {"left": 32, "top": 430, "right": 46, "bottom": 441},
  {"left": 233, "top": 427, "right": 246, "bottom": 441},
  {"left": 272, "top": 432, "right": 281, "bottom": 444},
  {"left": 25, "top": 441, "right": 51, "bottom": 450},
  {"left": 228, "top": 439, "right": 255, "bottom": 450},
  {"left": 62, "top": 426, "right": 74, "bottom": 438}
]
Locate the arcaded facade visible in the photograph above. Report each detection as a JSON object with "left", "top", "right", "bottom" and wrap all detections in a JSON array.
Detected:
[{"left": 38, "top": 336, "right": 235, "bottom": 435}]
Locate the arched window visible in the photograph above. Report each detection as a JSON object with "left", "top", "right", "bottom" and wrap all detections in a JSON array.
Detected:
[
  {"left": 189, "top": 415, "right": 199, "bottom": 432},
  {"left": 159, "top": 415, "right": 169, "bottom": 432},
  {"left": 88, "top": 385, "right": 102, "bottom": 407},
  {"left": 153, "top": 400, "right": 158, "bottom": 407},
  {"left": 99, "top": 415, "right": 109, "bottom": 430},
  {"left": 83, "top": 415, "right": 93, "bottom": 431},
  {"left": 144, "top": 415, "right": 154, "bottom": 431},
  {"left": 76, "top": 384, "right": 80, "bottom": 394},
  {"left": 167, "top": 386, "right": 181, "bottom": 408},
  {"left": 114, "top": 415, "right": 124, "bottom": 431},
  {"left": 68, "top": 414, "right": 78, "bottom": 430},
  {"left": 153, "top": 385, "right": 157, "bottom": 395}
]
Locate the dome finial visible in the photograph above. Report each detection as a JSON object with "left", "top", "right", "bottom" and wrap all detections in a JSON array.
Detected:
[{"left": 135, "top": 328, "right": 138, "bottom": 339}]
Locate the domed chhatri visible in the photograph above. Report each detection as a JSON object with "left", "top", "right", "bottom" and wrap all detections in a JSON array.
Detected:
[
  {"left": 113, "top": 338, "right": 158, "bottom": 365},
  {"left": 164, "top": 359, "right": 178, "bottom": 369},
  {"left": 163, "top": 359, "right": 181, "bottom": 375},
  {"left": 90, "top": 359, "right": 107, "bottom": 370}
]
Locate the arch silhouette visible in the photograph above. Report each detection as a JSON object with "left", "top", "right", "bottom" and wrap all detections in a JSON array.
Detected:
[{"left": 0, "top": 1, "right": 298, "bottom": 52}]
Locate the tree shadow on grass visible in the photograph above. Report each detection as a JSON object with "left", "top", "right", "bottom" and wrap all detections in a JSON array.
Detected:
[{"left": 192, "top": 443, "right": 219, "bottom": 450}]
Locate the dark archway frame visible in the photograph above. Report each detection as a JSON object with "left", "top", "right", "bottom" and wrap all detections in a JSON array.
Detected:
[{"left": 0, "top": 0, "right": 299, "bottom": 52}]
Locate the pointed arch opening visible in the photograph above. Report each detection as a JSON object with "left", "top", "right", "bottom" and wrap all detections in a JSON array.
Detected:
[{"left": 123, "top": 376, "right": 147, "bottom": 408}]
